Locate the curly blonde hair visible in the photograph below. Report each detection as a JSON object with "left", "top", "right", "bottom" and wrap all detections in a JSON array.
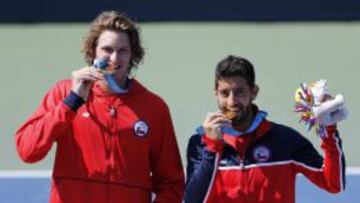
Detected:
[{"left": 82, "top": 11, "right": 144, "bottom": 71}]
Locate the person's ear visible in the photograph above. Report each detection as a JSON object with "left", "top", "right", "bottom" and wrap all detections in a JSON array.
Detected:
[{"left": 251, "top": 85, "right": 259, "bottom": 101}]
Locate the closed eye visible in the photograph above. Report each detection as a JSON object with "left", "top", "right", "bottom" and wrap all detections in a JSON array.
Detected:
[
  {"left": 101, "top": 46, "right": 113, "bottom": 53},
  {"left": 220, "top": 90, "right": 230, "bottom": 97},
  {"left": 118, "top": 48, "right": 130, "bottom": 54}
]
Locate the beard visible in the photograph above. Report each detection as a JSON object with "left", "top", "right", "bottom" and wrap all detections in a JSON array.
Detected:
[{"left": 231, "top": 105, "right": 254, "bottom": 130}]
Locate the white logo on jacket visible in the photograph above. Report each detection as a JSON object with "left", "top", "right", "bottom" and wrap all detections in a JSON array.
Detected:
[
  {"left": 133, "top": 120, "right": 149, "bottom": 137},
  {"left": 252, "top": 145, "right": 271, "bottom": 163},
  {"left": 82, "top": 112, "right": 90, "bottom": 118}
]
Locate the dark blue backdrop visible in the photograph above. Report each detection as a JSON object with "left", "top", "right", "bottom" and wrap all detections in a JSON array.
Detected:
[{"left": 1, "top": 0, "right": 360, "bottom": 22}]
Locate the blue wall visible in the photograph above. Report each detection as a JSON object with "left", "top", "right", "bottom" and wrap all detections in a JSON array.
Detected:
[{"left": 2, "top": 0, "right": 360, "bottom": 23}]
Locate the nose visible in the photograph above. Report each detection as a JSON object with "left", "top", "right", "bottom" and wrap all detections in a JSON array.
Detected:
[
  {"left": 110, "top": 52, "right": 119, "bottom": 63},
  {"left": 227, "top": 92, "right": 238, "bottom": 107}
]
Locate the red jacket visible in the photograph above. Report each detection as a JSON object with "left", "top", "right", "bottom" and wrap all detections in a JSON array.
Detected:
[
  {"left": 16, "top": 79, "right": 185, "bottom": 203},
  {"left": 185, "top": 111, "right": 345, "bottom": 203}
]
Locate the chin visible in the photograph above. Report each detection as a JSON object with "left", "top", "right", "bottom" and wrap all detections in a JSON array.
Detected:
[
  {"left": 234, "top": 113, "right": 248, "bottom": 123},
  {"left": 112, "top": 72, "right": 127, "bottom": 80}
]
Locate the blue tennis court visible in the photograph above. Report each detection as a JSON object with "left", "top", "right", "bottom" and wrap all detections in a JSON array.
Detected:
[{"left": 1, "top": 169, "right": 359, "bottom": 203}]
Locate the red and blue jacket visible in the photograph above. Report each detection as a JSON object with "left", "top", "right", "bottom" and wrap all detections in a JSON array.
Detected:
[
  {"left": 16, "top": 79, "right": 185, "bottom": 203},
  {"left": 184, "top": 109, "right": 345, "bottom": 203}
]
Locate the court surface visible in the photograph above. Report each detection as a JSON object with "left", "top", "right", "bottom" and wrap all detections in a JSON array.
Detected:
[{"left": 0, "top": 169, "right": 359, "bottom": 203}]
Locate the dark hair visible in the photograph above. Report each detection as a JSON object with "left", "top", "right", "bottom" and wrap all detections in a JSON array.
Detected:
[
  {"left": 215, "top": 55, "right": 255, "bottom": 89},
  {"left": 82, "top": 11, "right": 144, "bottom": 71}
]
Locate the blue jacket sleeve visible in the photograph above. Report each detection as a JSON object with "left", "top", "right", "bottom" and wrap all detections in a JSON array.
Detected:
[{"left": 184, "top": 135, "right": 219, "bottom": 203}]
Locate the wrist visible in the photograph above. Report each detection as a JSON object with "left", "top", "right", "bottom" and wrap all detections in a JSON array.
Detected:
[
  {"left": 63, "top": 91, "right": 85, "bottom": 111},
  {"left": 202, "top": 135, "right": 223, "bottom": 153},
  {"left": 205, "top": 133, "right": 222, "bottom": 141}
]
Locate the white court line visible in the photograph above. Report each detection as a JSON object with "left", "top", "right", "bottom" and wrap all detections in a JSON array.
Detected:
[
  {"left": 0, "top": 170, "right": 51, "bottom": 178},
  {"left": 1, "top": 167, "right": 360, "bottom": 178},
  {"left": 347, "top": 167, "right": 360, "bottom": 174}
]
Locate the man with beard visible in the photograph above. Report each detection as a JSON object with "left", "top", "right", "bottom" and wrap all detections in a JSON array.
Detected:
[{"left": 184, "top": 55, "right": 346, "bottom": 203}]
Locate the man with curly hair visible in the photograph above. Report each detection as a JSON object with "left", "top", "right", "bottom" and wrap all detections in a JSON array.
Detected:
[{"left": 16, "top": 11, "right": 184, "bottom": 203}]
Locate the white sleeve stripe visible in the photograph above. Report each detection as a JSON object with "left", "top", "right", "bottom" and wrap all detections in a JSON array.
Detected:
[
  {"left": 334, "top": 135, "right": 345, "bottom": 191},
  {"left": 203, "top": 153, "right": 219, "bottom": 203},
  {"left": 218, "top": 160, "right": 323, "bottom": 171}
]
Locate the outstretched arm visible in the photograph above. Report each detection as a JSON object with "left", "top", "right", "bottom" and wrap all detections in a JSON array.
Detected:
[{"left": 294, "top": 126, "right": 346, "bottom": 193}]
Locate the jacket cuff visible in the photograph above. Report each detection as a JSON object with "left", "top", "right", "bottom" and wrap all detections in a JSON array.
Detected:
[
  {"left": 321, "top": 125, "right": 338, "bottom": 143},
  {"left": 63, "top": 91, "right": 85, "bottom": 111},
  {"left": 326, "top": 125, "right": 337, "bottom": 134},
  {"left": 202, "top": 135, "right": 223, "bottom": 153}
]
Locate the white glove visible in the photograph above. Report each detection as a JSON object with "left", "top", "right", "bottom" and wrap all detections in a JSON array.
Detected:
[{"left": 313, "top": 94, "right": 349, "bottom": 126}]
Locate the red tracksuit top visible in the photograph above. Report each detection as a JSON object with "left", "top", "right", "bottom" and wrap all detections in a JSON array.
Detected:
[
  {"left": 185, "top": 111, "right": 345, "bottom": 203},
  {"left": 16, "top": 79, "right": 185, "bottom": 203}
]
